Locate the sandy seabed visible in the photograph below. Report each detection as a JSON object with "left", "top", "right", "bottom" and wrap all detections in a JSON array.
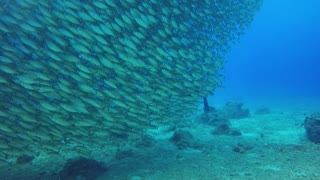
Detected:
[
  {"left": 1, "top": 105, "right": 320, "bottom": 180},
  {"left": 102, "top": 107, "right": 320, "bottom": 180}
]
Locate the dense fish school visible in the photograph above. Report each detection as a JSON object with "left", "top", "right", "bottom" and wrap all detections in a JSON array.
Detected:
[{"left": 0, "top": 0, "right": 263, "bottom": 163}]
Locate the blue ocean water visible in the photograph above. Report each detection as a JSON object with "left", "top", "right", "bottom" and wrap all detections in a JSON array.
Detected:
[
  {"left": 2, "top": 1, "right": 320, "bottom": 179},
  {"left": 213, "top": 0, "right": 320, "bottom": 109}
]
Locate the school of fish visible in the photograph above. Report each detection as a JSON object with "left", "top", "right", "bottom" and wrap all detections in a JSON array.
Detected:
[{"left": 0, "top": 0, "right": 263, "bottom": 163}]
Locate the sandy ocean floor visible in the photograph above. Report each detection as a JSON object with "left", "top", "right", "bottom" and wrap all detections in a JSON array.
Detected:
[
  {"left": 1, "top": 105, "right": 320, "bottom": 180},
  {"left": 100, "top": 107, "right": 320, "bottom": 180}
]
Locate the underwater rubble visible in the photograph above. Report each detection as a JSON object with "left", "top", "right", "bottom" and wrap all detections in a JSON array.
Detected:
[
  {"left": 221, "top": 102, "right": 251, "bottom": 119},
  {"left": 199, "top": 101, "right": 244, "bottom": 136},
  {"left": 304, "top": 113, "right": 320, "bottom": 143},
  {"left": 211, "top": 124, "right": 242, "bottom": 136},
  {"left": 170, "top": 129, "right": 202, "bottom": 150},
  {"left": 59, "top": 157, "right": 107, "bottom": 180}
]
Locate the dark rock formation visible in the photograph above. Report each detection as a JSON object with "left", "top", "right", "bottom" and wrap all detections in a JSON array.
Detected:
[
  {"left": 203, "top": 97, "right": 212, "bottom": 113},
  {"left": 304, "top": 113, "right": 320, "bottom": 143},
  {"left": 221, "top": 102, "right": 250, "bottom": 119},
  {"left": 211, "top": 123, "right": 230, "bottom": 135},
  {"left": 199, "top": 103, "right": 242, "bottom": 136},
  {"left": 233, "top": 142, "right": 254, "bottom": 154},
  {"left": 211, "top": 124, "right": 242, "bottom": 136},
  {"left": 59, "top": 157, "right": 107, "bottom": 180},
  {"left": 200, "top": 108, "right": 230, "bottom": 127},
  {"left": 170, "top": 130, "right": 200, "bottom": 150}
]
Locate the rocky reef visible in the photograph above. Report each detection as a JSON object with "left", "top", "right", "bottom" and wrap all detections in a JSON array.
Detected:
[{"left": 304, "top": 113, "right": 320, "bottom": 143}]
